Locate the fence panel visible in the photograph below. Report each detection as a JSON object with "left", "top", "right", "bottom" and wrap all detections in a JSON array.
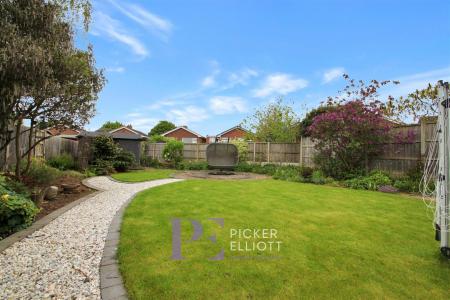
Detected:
[
  {"left": 44, "top": 136, "right": 78, "bottom": 160},
  {"left": 142, "top": 119, "right": 438, "bottom": 175}
]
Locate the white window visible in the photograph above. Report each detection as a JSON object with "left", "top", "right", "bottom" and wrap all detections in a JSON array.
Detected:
[{"left": 182, "top": 137, "right": 197, "bottom": 143}]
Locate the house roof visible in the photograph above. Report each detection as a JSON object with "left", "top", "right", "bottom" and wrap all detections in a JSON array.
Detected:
[
  {"left": 109, "top": 126, "right": 148, "bottom": 137},
  {"left": 162, "top": 126, "right": 205, "bottom": 138},
  {"left": 46, "top": 126, "right": 80, "bottom": 136},
  {"left": 78, "top": 126, "right": 148, "bottom": 140},
  {"left": 216, "top": 126, "right": 248, "bottom": 137}
]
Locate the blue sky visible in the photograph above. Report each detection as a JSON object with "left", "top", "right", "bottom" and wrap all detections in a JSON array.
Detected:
[{"left": 78, "top": 0, "right": 450, "bottom": 135}]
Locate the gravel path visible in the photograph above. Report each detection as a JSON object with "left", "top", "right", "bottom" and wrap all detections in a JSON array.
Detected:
[{"left": 0, "top": 176, "right": 182, "bottom": 299}]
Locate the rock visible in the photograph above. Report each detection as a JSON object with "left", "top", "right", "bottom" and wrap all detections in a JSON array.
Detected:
[
  {"left": 378, "top": 185, "right": 399, "bottom": 193},
  {"left": 45, "top": 186, "right": 58, "bottom": 200}
]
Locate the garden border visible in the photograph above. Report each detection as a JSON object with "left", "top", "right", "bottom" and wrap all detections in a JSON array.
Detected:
[
  {"left": 98, "top": 192, "right": 134, "bottom": 300},
  {"left": 0, "top": 179, "right": 103, "bottom": 253}
]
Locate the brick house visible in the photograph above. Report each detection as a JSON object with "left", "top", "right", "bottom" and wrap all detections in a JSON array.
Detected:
[
  {"left": 216, "top": 126, "right": 248, "bottom": 143},
  {"left": 162, "top": 126, "right": 206, "bottom": 143}
]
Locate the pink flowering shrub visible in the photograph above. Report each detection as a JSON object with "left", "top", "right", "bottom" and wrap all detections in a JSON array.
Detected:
[{"left": 308, "top": 101, "right": 392, "bottom": 179}]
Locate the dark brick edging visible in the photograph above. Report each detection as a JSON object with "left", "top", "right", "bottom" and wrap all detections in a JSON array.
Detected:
[
  {"left": 0, "top": 180, "right": 102, "bottom": 254},
  {"left": 99, "top": 193, "right": 137, "bottom": 300}
]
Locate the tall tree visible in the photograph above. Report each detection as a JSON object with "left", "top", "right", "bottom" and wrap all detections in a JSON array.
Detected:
[
  {"left": 149, "top": 121, "right": 176, "bottom": 136},
  {"left": 99, "top": 121, "right": 124, "bottom": 131},
  {"left": 0, "top": 0, "right": 105, "bottom": 177},
  {"left": 242, "top": 99, "right": 300, "bottom": 142}
]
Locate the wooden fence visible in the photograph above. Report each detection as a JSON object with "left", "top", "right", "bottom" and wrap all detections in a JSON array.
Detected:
[
  {"left": 144, "top": 118, "right": 438, "bottom": 175},
  {"left": 0, "top": 127, "right": 78, "bottom": 170}
]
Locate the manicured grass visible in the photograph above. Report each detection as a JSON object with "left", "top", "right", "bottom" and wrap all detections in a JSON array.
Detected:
[
  {"left": 111, "top": 169, "right": 175, "bottom": 182},
  {"left": 119, "top": 179, "right": 450, "bottom": 299}
]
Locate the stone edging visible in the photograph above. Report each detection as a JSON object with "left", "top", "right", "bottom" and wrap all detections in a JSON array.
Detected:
[
  {"left": 99, "top": 192, "right": 137, "bottom": 300},
  {"left": 0, "top": 179, "right": 101, "bottom": 253}
]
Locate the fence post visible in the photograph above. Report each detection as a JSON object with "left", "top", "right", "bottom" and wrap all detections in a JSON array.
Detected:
[
  {"left": 267, "top": 142, "right": 270, "bottom": 163},
  {"left": 196, "top": 144, "right": 199, "bottom": 161},
  {"left": 420, "top": 117, "right": 426, "bottom": 159},
  {"left": 299, "top": 137, "right": 303, "bottom": 166},
  {"left": 253, "top": 143, "right": 256, "bottom": 162}
]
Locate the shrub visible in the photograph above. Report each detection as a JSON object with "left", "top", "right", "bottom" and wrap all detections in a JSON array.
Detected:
[
  {"left": 113, "top": 149, "right": 135, "bottom": 172},
  {"left": 300, "top": 166, "right": 314, "bottom": 179},
  {"left": 92, "top": 136, "right": 117, "bottom": 161},
  {"left": 252, "top": 164, "right": 279, "bottom": 175},
  {"left": 311, "top": 170, "right": 333, "bottom": 185},
  {"left": 92, "top": 159, "right": 115, "bottom": 175},
  {"left": 344, "top": 171, "right": 391, "bottom": 191},
  {"left": 235, "top": 162, "right": 253, "bottom": 172},
  {"left": 393, "top": 178, "right": 420, "bottom": 193},
  {"left": 0, "top": 176, "right": 39, "bottom": 237},
  {"left": 273, "top": 166, "right": 302, "bottom": 182},
  {"left": 47, "top": 153, "right": 76, "bottom": 171},
  {"left": 230, "top": 140, "right": 248, "bottom": 162},
  {"left": 308, "top": 101, "right": 392, "bottom": 179},
  {"left": 140, "top": 156, "right": 160, "bottom": 168},
  {"left": 149, "top": 134, "right": 170, "bottom": 143},
  {"left": 163, "top": 140, "right": 184, "bottom": 167},
  {"left": 22, "top": 159, "right": 60, "bottom": 187},
  {"left": 178, "top": 161, "right": 208, "bottom": 170},
  {"left": 61, "top": 170, "right": 86, "bottom": 180}
]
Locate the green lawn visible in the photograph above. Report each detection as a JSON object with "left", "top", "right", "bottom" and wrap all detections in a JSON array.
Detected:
[
  {"left": 119, "top": 179, "right": 450, "bottom": 299},
  {"left": 111, "top": 169, "right": 175, "bottom": 182}
]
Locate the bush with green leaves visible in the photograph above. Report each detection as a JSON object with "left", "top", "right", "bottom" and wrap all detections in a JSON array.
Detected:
[
  {"left": 113, "top": 149, "right": 135, "bottom": 172},
  {"left": 0, "top": 176, "right": 39, "bottom": 237},
  {"left": 92, "top": 135, "right": 117, "bottom": 161},
  {"left": 22, "top": 159, "right": 60, "bottom": 187},
  {"left": 140, "top": 156, "right": 160, "bottom": 168},
  {"left": 235, "top": 162, "right": 254, "bottom": 172},
  {"left": 311, "top": 170, "right": 333, "bottom": 185},
  {"left": 273, "top": 166, "right": 302, "bottom": 182},
  {"left": 344, "top": 171, "right": 392, "bottom": 191},
  {"left": 47, "top": 153, "right": 76, "bottom": 171},
  {"left": 149, "top": 134, "right": 171, "bottom": 143},
  {"left": 230, "top": 140, "right": 248, "bottom": 162},
  {"left": 92, "top": 159, "right": 115, "bottom": 175},
  {"left": 162, "top": 140, "right": 184, "bottom": 167}
]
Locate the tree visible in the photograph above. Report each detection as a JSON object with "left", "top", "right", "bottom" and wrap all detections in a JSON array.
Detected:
[
  {"left": 0, "top": 0, "right": 92, "bottom": 147},
  {"left": 99, "top": 121, "right": 124, "bottom": 131},
  {"left": 308, "top": 101, "right": 392, "bottom": 179},
  {"left": 299, "top": 106, "right": 336, "bottom": 137},
  {"left": 386, "top": 83, "right": 439, "bottom": 121},
  {"left": 0, "top": 0, "right": 105, "bottom": 177},
  {"left": 149, "top": 121, "right": 176, "bottom": 136},
  {"left": 242, "top": 99, "right": 299, "bottom": 142}
]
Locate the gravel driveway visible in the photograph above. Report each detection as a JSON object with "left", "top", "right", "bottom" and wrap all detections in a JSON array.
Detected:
[{"left": 0, "top": 176, "right": 182, "bottom": 299}]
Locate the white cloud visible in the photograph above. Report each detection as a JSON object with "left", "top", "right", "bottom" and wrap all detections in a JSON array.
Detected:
[
  {"left": 209, "top": 96, "right": 247, "bottom": 115},
  {"left": 201, "top": 76, "right": 216, "bottom": 87},
  {"left": 167, "top": 106, "right": 209, "bottom": 125},
  {"left": 128, "top": 117, "right": 158, "bottom": 133},
  {"left": 323, "top": 67, "right": 345, "bottom": 83},
  {"left": 106, "top": 66, "right": 125, "bottom": 73},
  {"left": 253, "top": 73, "right": 308, "bottom": 98},
  {"left": 92, "top": 12, "right": 149, "bottom": 58},
  {"left": 146, "top": 99, "right": 181, "bottom": 110},
  {"left": 125, "top": 112, "right": 142, "bottom": 118},
  {"left": 201, "top": 60, "right": 221, "bottom": 88},
  {"left": 227, "top": 68, "right": 259, "bottom": 87},
  {"left": 108, "top": 0, "right": 173, "bottom": 41},
  {"left": 383, "top": 66, "right": 450, "bottom": 98}
]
